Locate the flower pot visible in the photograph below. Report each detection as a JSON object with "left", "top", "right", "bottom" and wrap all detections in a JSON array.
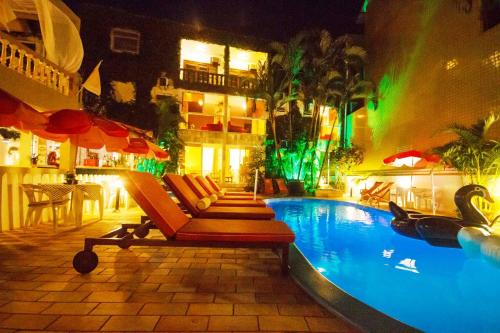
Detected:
[{"left": 288, "top": 180, "right": 305, "bottom": 196}]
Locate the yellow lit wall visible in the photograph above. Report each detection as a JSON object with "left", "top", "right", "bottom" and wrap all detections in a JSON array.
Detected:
[
  {"left": 180, "top": 39, "right": 225, "bottom": 73},
  {"left": 358, "top": 0, "right": 500, "bottom": 171},
  {"left": 184, "top": 145, "right": 202, "bottom": 174},
  {"left": 229, "top": 46, "right": 267, "bottom": 71}
]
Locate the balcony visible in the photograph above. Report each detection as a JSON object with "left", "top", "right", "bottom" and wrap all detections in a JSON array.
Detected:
[
  {"left": 179, "top": 129, "right": 265, "bottom": 147},
  {"left": 179, "top": 68, "right": 257, "bottom": 93},
  {"left": 0, "top": 31, "right": 80, "bottom": 109}
]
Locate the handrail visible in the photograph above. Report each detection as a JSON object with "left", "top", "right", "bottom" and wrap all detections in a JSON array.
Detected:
[
  {"left": 0, "top": 31, "right": 79, "bottom": 96},
  {"left": 179, "top": 67, "right": 257, "bottom": 91}
]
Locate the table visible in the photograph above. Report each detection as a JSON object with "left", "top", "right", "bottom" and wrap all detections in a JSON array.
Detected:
[
  {"left": 394, "top": 187, "right": 432, "bottom": 210},
  {"left": 36, "top": 183, "right": 103, "bottom": 227}
]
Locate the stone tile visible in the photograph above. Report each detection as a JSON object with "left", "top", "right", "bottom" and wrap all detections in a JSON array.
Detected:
[
  {"left": 305, "top": 316, "right": 355, "bottom": 332},
  {"left": 140, "top": 303, "right": 188, "bottom": 315},
  {"left": 0, "top": 281, "right": 43, "bottom": 291},
  {"left": 47, "top": 315, "right": 109, "bottom": 331},
  {"left": 278, "top": 304, "right": 329, "bottom": 316},
  {"left": 155, "top": 316, "right": 209, "bottom": 331},
  {"left": 42, "top": 302, "right": 98, "bottom": 315},
  {"left": 208, "top": 315, "right": 258, "bottom": 331},
  {"left": 91, "top": 302, "right": 144, "bottom": 315},
  {"left": 33, "top": 274, "right": 75, "bottom": 282},
  {"left": 39, "top": 291, "right": 91, "bottom": 302},
  {"left": 187, "top": 303, "right": 233, "bottom": 315},
  {"left": 76, "top": 282, "right": 121, "bottom": 291},
  {"left": 118, "top": 282, "right": 160, "bottom": 292},
  {"left": 36, "top": 282, "right": 81, "bottom": 292},
  {"left": 0, "top": 314, "right": 58, "bottom": 330},
  {"left": 85, "top": 291, "right": 131, "bottom": 302},
  {"left": 234, "top": 303, "right": 279, "bottom": 315},
  {"left": 256, "top": 293, "right": 297, "bottom": 304},
  {"left": 0, "top": 301, "right": 51, "bottom": 314},
  {"left": 197, "top": 282, "right": 236, "bottom": 293},
  {"left": 214, "top": 292, "right": 256, "bottom": 303},
  {"left": 157, "top": 282, "right": 197, "bottom": 293},
  {"left": 259, "top": 315, "right": 309, "bottom": 331},
  {"left": 128, "top": 292, "right": 173, "bottom": 303},
  {"left": 0, "top": 290, "right": 47, "bottom": 302},
  {"left": 171, "top": 292, "right": 214, "bottom": 303},
  {"left": 101, "top": 315, "right": 159, "bottom": 331}
]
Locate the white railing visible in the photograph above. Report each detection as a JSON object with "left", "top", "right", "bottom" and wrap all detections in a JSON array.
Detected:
[{"left": 0, "top": 32, "right": 79, "bottom": 96}]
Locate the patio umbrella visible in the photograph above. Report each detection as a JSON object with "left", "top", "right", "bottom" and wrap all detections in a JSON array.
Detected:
[
  {"left": 384, "top": 150, "right": 440, "bottom": 213},
  {"left": 41, "top": 109, "right": 129, "bottom": 151},
  {"left": 0, "top": 89, "right": 47, "bottom": 131},
  {"left": 123, "top": 138, "right": 169, "bottom": 159}
]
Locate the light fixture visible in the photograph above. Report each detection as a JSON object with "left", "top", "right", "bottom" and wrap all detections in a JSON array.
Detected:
[{"left": 198, "top": 99, "right": 203, "bottom": 106}]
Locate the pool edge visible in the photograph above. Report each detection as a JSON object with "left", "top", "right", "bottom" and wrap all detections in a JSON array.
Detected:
[{"left": 289, "top": 244, "right": 422, "bottom": 333}]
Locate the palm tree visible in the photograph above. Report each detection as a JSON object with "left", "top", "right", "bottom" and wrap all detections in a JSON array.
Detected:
[
  {"left": 433, "top": 113, "right": 499, "bottom": 185},
  {"left": 252, "top": 61, "right": 292, "bottom": 179},
  {"left": 270, "top": 31, "right": 309, "bottom": 147},
  {"left": 155, "top": 96, "right": 185, "bottom": 173}
]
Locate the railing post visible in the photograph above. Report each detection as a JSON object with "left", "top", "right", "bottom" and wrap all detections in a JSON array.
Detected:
[
  {"left": 0, "top": 39, "right": 7, "bottom": 65},
  {"left": 8, "top": 44, "right": 17, "bottom": 69}
]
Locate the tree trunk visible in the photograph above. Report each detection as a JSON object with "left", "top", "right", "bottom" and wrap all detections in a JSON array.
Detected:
[{"left": 314, "top": 117, "right": 338, "bottom": 190}]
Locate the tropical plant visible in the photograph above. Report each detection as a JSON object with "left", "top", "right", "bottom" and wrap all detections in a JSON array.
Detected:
[
  {"left": 244, "top": 146, "right": 266, "bottom": 193},
  {"left": 155, "top": 97, "right": 185, "bottom": 174},
  {"left": 329, "top": 145, "right": 364, "bottom": 189},
  {"left": 433, "top": 113, "right": 499, "bottom": 185},
  {"left": 253, "top": 60, "right": 293, "bottom": 179}
]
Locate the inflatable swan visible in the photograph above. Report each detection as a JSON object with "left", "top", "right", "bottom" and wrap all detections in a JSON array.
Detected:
[{"left": 390, "top": 184, "right": 494, "bottom": 248}]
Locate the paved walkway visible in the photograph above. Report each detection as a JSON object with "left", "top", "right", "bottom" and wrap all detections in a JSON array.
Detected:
[{"left": 0, "top": 208, "right": 358, "bottom": 332}]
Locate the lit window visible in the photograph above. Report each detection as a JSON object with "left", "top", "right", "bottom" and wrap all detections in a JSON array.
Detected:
[
  {"left": 110, "top": 28, "right": 140, "bottom": 54},
  {"left": 445, "top": 59, "right": 458, "bottom": 70}
]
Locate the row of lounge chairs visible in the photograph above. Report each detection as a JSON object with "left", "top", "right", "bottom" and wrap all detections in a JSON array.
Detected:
[
  {"left": 359, "top": 181, "right": 394, "bottom": 207},
  {"left": 264, "top": 178, "right": 288, "bottom": 196},
  {"left": 73, "top": 172, "right": 295, "bottom": 275}
]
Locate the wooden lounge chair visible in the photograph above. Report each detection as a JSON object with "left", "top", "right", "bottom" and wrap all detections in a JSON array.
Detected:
[
  {"left": 72, "top": 171, "right": 294, "bottom": 275},
  {"left": 367, "top": 182, "right": 394, "bottom": 207},
  {"left": 264, "top": 178, "right": 275, "bottom": 195},
  {"left": 275, "top": 178, "right": 289, "bottom": 196},
  {"left": 163, "top": 174, "right": 275, "bottom": 220},
  {"left": 205, "top": 175, "right": 254, "bottom": 196},
  {"left": 360, "top": 181, "right": 383, "bottom": 197},
  {"left": 196, "top": 175, "right": 262, "bottom": 200},
  {"left": 183, "top": 174, "right": 266, "bottom": 207},
  {"left": 360, "top": 182, "right": 392, "bottom": 202}
]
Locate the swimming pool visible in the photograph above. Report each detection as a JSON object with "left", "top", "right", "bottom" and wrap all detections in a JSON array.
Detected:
[{"left": 266, "top": 198, "right": 500, "bottom": 333}]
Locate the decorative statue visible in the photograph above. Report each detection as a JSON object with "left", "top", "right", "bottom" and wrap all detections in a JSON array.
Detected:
[{"left": 390, "top": 184, "right": 494, "bottom": 248}]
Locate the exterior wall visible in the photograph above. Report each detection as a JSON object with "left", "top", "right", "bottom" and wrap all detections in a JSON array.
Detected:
[{"left": 356, "top": 0, "right": 499, "bottom": 170}]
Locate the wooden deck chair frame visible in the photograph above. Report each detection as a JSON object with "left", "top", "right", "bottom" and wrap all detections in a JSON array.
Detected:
[{"left": 72, "top": 171, "right": 294, "bottom": 275}]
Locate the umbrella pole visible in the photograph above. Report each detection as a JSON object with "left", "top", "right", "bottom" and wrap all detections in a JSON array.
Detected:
[{"left": 431, "top": 169, "right": 436, "bottom": 214}]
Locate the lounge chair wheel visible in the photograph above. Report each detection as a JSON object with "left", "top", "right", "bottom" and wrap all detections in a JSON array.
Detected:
[
  {"left": 73, "top": 250, "right": 98, "bottom": 274},
  {"left": 118, "top": 242, "right": 131, "bottom": 249},
  {"left": 135, "top": 225, "right": 149, "bottom": 238}
]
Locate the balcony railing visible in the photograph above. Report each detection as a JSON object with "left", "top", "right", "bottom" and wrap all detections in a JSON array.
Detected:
[
  {"left": 0, "top": 32, "right": 79, "bottom": 96},
  {"left": 180, "top": 68, "right": 225, "bottom": 87},
  {"left": 180, "top": 68, "right": 257, "bottom": 91},
  {"left": 179, "top": 129, "right": 265, "bottom": 147}
]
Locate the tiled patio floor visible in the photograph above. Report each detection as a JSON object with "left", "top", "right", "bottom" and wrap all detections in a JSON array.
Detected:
[{"left": 0, "top": 208, "right": 358, "bottom": 332}]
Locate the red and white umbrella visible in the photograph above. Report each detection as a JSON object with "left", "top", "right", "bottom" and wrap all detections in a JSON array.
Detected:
[
  {"left": 0, "top": 89, "right": 47, "bottom": 131},
  {"left": 384, "top": 150, "right": 440, "bottom": 213},
  {"left": 123, "top": 138, "right": 169, "bottom": 160},
  {"left": 37, "top": 109, "right": 129, "bottom": 151}
]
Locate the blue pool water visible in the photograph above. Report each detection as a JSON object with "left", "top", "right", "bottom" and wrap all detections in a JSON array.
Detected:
[{"left": 267, "top": 198, "right": 500, "bottom": 333}]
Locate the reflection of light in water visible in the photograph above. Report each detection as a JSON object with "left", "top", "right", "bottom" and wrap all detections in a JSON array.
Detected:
[
  {"left": 395, "top": 258, "right": 419, "bottom": 274},
  {"left": 344, "top": 206, "right": 373, "bottom": 225},
  {"left": 383, "top": 249, "right": 394, "bottom": 258},
  {"left": 317, "top": 267, "right": 326, "bottom": 273}
]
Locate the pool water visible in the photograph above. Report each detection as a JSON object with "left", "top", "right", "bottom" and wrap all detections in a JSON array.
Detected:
[{"left": 267, "top": 198, "right": 500, "bottom": 333}]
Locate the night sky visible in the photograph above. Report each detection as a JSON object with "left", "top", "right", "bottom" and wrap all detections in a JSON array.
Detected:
[{"left": 65, "top": 0, "right": 364, "bottom": 41}]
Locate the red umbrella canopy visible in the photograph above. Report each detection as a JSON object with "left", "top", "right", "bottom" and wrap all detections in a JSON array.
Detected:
[
  {"left": 0, "top": 89, "right": 47, "bottom": 131},
  {"left": 43, "top": 109, "right": 129, "bottom": 150},
  {"left": 123, "top": 138, "right": 169, "bottom": 159},
  {"left": 384, "top": 150, "right": 439, "bottom": 167}
]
